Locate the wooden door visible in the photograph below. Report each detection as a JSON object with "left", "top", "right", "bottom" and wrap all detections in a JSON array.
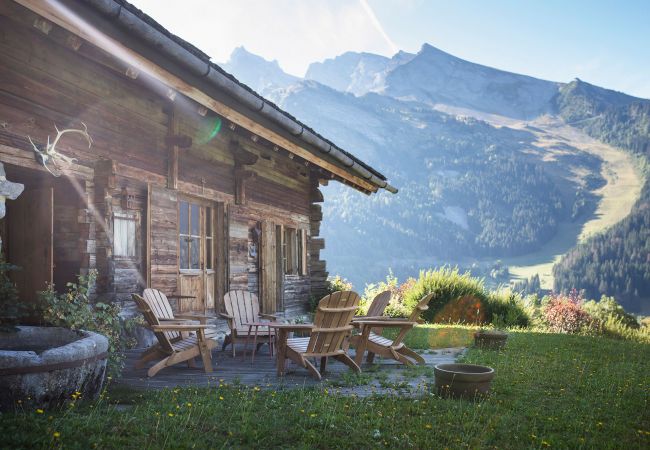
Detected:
[
  {"left": 178, "top": 199, "right": 216, "bottom": 313},
  {"left": 7, "top": 187, "right": 53, "bottom": 306},
  {"left": 260, "top": 220, "right": 279, "bottom": 314}
]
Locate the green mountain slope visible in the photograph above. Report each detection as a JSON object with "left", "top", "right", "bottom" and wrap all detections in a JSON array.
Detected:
[{"left": 553, "top": 80, "right": 650, "bottom": 313}]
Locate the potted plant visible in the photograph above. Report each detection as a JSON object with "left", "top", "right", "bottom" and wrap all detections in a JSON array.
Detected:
[
  {"left": 434, "top": 363, "right": 495, "bottom": 399},
  {"left": 474, "top": 314, "right": 508, "bottom": 350}
]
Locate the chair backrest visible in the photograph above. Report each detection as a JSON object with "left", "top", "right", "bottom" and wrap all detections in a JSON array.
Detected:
[
  {"left": 223, "top": 290, "right": 260, "bottom": 329},
  {"left": 408, "top": 293, "right": 433, "bottom": 322},
  {"left": 132, "top": 294, "right": 174, "bottom": 353},
  {"left": 366, "top": 290, "right": 391, "bottom": 317},
  {"left": 305, "top": 291, "right": 360, "bottom": 356},
  {"left": 143, "top": 289, "right": 175, "bottom": 319},
  {"left": 389, "top": 293, "right": 434, "bottom": 348},
  {"left": 142, "top": 288, "right": 180, "bottom": 341}
]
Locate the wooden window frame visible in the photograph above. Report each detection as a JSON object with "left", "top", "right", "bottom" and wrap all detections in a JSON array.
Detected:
[{"left": 281, "top": 226, "right": 307, "bottom": 276}]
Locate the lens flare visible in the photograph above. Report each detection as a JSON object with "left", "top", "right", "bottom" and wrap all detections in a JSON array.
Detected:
[{"left": 197, "top": 116, "right": 222, "bottom": 145}]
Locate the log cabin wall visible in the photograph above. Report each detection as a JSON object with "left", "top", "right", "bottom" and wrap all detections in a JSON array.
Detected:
[
  {"left": 309, "top": 177, "right": 329, "bottom": 301},
  {"left": 0, "top": 2, "right": 321, "bottom": 317}
]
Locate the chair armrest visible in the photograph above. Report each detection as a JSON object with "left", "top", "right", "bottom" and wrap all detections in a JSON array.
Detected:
[
  {"left": 159, "top": 318, "right": 197, "bottom": 324},
  {"left": 218, "top": 312, "right": 234, "bottom": 320},
  {"left": 352, "top": 315, "right": 385, "bottom": 321},
  {"left": 260, "top": 313, "right": 278, "bottom": 320},
  {"left": 151, "top": 324, "right": 210, "bottom": 332},
  {"left": 268, "top": 323, "right": 314, "bottom": 332},
  {"left": 355, "top": 320, "right": 416, "bottom": 329},
  {"left": 175, "top": 314, "right": 211, "bottom": 324}
]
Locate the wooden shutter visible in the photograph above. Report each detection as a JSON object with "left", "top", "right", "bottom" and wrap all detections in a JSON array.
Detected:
[
  {"left": 260, "top": 220, "right": 277, "bottom": 314},
  {"left": 300, "top": 229, "right": 308, "bottom": 275},
  {"left": 147, "top": 184, "right": 178, "bottom": 293}
]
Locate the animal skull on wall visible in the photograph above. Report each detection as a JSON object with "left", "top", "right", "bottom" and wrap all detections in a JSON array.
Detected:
[{"left": 27, "top": 123, "right": 93, "bottom": 176}]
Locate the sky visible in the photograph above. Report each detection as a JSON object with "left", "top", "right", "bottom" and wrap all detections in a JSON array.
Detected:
[{"left": 129, "top": 0, "right": 650, "bottom": 99}]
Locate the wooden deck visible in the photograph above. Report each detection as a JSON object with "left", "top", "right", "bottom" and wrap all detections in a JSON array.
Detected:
[{"left": 116, "top": 344, "right": 466, "bottom": 395}]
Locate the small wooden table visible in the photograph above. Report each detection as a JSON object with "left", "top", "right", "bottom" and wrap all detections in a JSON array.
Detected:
[{"left": 242, "top": 321, "right": 277, "bottom": 364}]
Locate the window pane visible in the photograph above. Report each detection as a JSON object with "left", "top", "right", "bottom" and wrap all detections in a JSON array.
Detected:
[
  {"left": 205, "top": 207, "right": 212, "bottom": 236},
  {"left": 126, "top": 220, "right": 136, "bottom": 257},
  {"left": 297, "top": 230, "right": 303, "bottom": 275},
  {"left": 191, "top": 204, "right": 200, "bottom": 236},
  {"left": 114, "top": 214, "right": 136, "bottom": 257},
  {"left": 179, "top": 201, "right": 189, "bottom": 234},
  {"left": 180, "top": 236, "right": 189, "bottom": 269},
  {"left": 190, "top": 237, "right": 200, "bottom": 269},
  {"left": 206, "top": 238, "right": 213, "bottom": 269}
]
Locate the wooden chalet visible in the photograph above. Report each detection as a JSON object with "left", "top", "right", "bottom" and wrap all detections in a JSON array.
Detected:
[{"left": 0, "top": 0, "right": 396, "bottom": 322}]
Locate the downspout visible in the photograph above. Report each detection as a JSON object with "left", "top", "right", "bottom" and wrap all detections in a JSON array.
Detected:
[{"left": 85, "top": 0, "right": 398, "bottom": 194}]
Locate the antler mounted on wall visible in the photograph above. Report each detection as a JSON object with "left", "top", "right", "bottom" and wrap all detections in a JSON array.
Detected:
[{"left": 27, "top": 123, "right": 93, "bottom": 176}]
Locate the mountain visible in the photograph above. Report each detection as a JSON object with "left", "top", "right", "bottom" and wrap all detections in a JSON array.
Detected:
[
  {"left": 221, "top": 47, "right": 299, "bottom": 94},
  {"left": 552, "top": 79, "right": 650, "bottom": 313},
  {"left": 305, "top": 50, "right": 415, "bottom": 96},
  {"left": 307, "top": 44, "right": 559, "bottom": 119},
  {"left": 223, "top": 45, "right": 648, "bottom": 313},
  {"left": 555, "top": 79, "right": 650, "bottom": 155}
]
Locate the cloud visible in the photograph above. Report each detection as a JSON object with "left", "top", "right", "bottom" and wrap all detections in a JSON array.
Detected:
[{"left": 129, "top": 0, "right": 398, "bottom": 76}]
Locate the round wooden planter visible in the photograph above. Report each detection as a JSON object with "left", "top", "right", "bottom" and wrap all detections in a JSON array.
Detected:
[
  {"left": 434, "top": 363, "right": 495, "bottom": 399},
  {"left": 474, "top": 331, "right": 508, "bottom": 350}
]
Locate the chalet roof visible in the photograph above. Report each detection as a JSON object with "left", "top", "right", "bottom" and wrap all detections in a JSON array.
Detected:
[{"left": 75, "top": 0, "right": 397, "bottom": 194}]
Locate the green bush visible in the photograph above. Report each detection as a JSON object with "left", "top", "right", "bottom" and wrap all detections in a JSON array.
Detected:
[
  {"left": 485, "top": 290, "right": 530, "bottom": 328},
  {"left": 583, "top": 296, "right": 639, "bottom": 329},
  {"left": 402, "top": 267, "right": 489, "bottom": 324},
  {"left": 38, "top": 270, "right": 137, "bottom": 378},
  {"left": 0, "top": 254, "right": 28, "bottom": 331}
]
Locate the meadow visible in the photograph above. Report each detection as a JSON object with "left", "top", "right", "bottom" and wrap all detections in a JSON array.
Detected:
[{"left": 1, "top": 328, "right": 648, "bottom": 449}]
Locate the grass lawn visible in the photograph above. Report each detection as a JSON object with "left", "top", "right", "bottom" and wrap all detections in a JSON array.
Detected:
[{"left": 1, "top": 329, "right": 648, "bottom": 449}]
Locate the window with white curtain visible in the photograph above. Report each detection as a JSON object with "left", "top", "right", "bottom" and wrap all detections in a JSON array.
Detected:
[{"left": 113, "top": 212, "right": 136, "bottom": 258}]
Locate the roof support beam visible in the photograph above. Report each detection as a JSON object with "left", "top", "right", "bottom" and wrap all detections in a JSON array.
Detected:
[{"left": 14, "top": 0, "right": 377, "bottom": 193}]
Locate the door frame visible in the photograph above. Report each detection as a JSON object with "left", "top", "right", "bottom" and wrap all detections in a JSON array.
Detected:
[{"left": 177, "top": 194, "right": 224, "bottom": 312}]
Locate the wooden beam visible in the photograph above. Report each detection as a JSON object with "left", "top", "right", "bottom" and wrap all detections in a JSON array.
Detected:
[
  {"left": 14, "top": 0, "right": 378, "bottom": 193},
  {"left": 165, "top": 103, "right": 178, "bottom": 189}
]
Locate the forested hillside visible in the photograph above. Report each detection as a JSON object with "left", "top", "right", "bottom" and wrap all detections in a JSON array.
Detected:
[
  {"left": 224, "top": 48, "right": 647, "bottom": 309},
  {"left": 553, "top": 80, "right": 650, "bottom": 313},
  {"left": 274, "top": 82, "right": 569, "bottom": 257}
]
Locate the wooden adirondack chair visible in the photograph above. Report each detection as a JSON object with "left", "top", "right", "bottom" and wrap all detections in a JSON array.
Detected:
[
  {"left": 273, "top": 291, "right": 361, "bottom": 381},
  {"left": 355, "top": 290, "right": 391, "bottom": 320},
  {"left": 351, "top": 290, "right": 391, "bottom": 363},
  {"left": 220, "top": 290, "right": 278, "bottom": 357},
  {"left": 351, "top": 293, "right": 433, "bottom": 366},
  {"left": 132, "top": 293, "right": 218, "bottom": 377}
]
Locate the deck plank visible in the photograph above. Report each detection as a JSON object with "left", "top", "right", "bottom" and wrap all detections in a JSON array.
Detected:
[{"left": 115, "top": 345, "right": 465, "bottom": 395}]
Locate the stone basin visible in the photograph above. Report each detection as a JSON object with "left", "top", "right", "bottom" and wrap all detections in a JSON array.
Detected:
[
  {"left": 434, "top": 363, "right": 495, "bottom": 399},
  {"left": 0, "top": 326, "right": 108, "bottom": 411}
]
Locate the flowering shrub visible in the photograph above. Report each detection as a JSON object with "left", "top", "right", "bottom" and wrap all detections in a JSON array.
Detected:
[
  {"left": 360, "top": 271, "right": 414, "bottom": 318},
  {"left": 543, "top": 290, "right": 594, "bottom": 333},
  {"left": 325, "top": 275, "right": 353, "bottom": 294}
]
